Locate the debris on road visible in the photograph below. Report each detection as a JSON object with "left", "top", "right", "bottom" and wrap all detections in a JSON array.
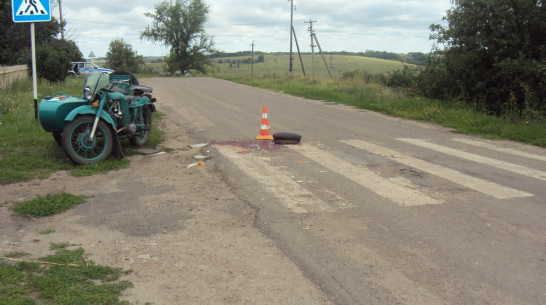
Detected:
[
  {"left": 187, "top": 162, "right": 204, "bottom": 168},
  {"left": 136, "top": 148, "right": 166, "bottom": 155},
  {"left": 273, "top": 132, "right": 302, "bottom": 144},
  {"left": 190, "top": 143, "right": 209, "bottom": 149},
  {"left": 193, "top": 154, "right": 211, "bottom": 160}
]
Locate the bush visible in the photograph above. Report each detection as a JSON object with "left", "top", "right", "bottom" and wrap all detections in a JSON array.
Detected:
[
  {"left": 28, "top": 39, "right": 83, "bottom": 83},
  {"left": 342, "top": 67, "right": 419, "bottom": 89},
  {"left": 386, "top": 66, "right": 419, "bottom": 88},
  {"left": 427, "top": 0, "right": 545, "bottom": 116}
]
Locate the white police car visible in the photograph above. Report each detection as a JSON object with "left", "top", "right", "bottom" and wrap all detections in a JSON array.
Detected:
[{"left": 68, "top": 61, "right": 113, "bottom": 76}]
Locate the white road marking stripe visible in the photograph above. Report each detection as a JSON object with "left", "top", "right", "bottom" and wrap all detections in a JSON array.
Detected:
[
  {"left": 289, "top": 144, "right": 443, "bottom": 206},
  {"left": 342, "top": 140, "right": 533, "bottom": 199},
  {"left": 214, "top": 145, "right": 334, "bottom": 214},
  {"left": 452, "top": 138, "right": 546, "bottom": 162},
  {"left": 398, "top": 138, "right": 546, "bottom": 182}
]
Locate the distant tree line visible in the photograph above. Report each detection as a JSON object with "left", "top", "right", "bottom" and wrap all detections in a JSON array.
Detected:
[
  {"left": 333, "top": 51, "right": 428, "bottom": 66},
  {"left": 216, "top": 55, "right": 265, "bottom": 65},
  {"left": 212, "top": 51, "right": 267, "bottom": 58}
]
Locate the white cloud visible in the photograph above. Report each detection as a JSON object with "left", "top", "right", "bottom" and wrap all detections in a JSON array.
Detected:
[{"left": 50, "top": 0, "right": 451, "bottom": 57}]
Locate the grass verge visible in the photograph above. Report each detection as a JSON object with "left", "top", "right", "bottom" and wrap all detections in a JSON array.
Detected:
[
  {"left": 215, "top": 73, "right": 546, "bottom": 147},
  {"left": 0, "top": 247, "right": 132, "bottom": 305},
  {"left": 0, "top": 77, "right": 164, "bottom": 185},
  {"left": 10, "top": 191, "right": 89, "bottom": 218}
]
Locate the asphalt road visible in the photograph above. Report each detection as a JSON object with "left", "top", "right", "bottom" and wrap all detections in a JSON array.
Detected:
[{"left": 147, "top": 77, "right": 546, "bottom": 305}]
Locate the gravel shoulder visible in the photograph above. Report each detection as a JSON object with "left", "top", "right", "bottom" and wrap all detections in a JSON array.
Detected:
[{"left": 0, "top": 79, "right": 332, "bottom": 305}]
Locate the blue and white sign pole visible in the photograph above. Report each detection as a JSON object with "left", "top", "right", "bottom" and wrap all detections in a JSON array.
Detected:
[{"left": 12, "top": 0, "right": 52, "bottom": 120}]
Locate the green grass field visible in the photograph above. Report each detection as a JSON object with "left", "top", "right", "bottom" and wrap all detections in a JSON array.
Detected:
[
  {"left": 103, "top": 53, "right": 409, "bottom": 77},
  {"left": 211, "top": 54, "right": 410, "bottom": 78}
]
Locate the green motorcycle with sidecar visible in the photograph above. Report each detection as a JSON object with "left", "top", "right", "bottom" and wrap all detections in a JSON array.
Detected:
[{"left": 38, "top": 71, "right": 157, "bottom": 165}]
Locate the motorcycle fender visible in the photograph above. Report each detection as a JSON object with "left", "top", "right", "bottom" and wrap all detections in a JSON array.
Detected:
[
  {"left": 65, "top": 106, "right": 123, "bottom": 158},
  {"left": 64, "top": 105, "right": 117, "bottom": 128}
]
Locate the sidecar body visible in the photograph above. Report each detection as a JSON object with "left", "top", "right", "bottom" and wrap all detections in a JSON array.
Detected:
[{"left": 39, "top": 94, "right": 88, "bottom": 133}]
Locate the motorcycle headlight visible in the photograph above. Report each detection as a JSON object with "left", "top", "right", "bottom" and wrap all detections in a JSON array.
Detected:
[{"left": 83, "top": 87, "right": 93, "bottom": 101}]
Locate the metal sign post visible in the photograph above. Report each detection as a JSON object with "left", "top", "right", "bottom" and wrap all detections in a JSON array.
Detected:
[
  {"left": 12, "top": 0, "right": 52, "bottom": 120},
  {"left": 30, "top": 23, "right": 38, "bottom": 120}
]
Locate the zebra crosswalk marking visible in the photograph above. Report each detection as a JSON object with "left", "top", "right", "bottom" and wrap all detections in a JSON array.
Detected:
[
  {"left": 452, "top": 138, "right": 546, "bottom": 162},
  {"left": 342, "top": 139, "right": 533, "bottom": 199},
  {"left": 289, "top": 143, "right": 443, "bottom": 206},
  {"left": 398, "top": 138, "right": 546, "bottom": 182},
  {"left": 214, "top": 144, "right": 334, "bottom": 214}
]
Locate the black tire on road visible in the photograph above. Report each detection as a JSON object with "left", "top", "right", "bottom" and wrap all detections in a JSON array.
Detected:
[{"left": 62, "top": 115, "right": 114, "bottom": 165}]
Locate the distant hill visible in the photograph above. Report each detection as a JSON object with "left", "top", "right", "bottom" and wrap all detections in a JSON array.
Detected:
[
  {"left": 212, "top": 53, "right": 418, "bottom": 78},
  {"left": 212, "top": 50, "right": 428, "bottom": 66}
]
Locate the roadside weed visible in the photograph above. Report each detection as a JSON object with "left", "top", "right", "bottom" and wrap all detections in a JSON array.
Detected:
[
  {"left": 0, "top": 248, "right": 132, "bottom": 305},
  {"left": 10, "top": 191, "right": 89, "bottom": 218},
  {"left": 38, "top": 229, "right": 55, "bottom": 235}
]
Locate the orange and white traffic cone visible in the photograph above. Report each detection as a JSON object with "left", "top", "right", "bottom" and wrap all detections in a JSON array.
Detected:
[{"left": 256, "top": 107, "right": 274, "bottom": 140}]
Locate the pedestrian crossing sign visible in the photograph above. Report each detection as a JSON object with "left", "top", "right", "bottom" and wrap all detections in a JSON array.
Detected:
[{"left": 12, "top": 0, "right": 51, "bottom": 23}]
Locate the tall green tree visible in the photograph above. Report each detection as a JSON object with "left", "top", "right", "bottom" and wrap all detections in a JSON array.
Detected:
[
  {"left": 1, "top": 0, "right": 82, "bottom": 82},
  {"left": 105, "top": 38, "right": 144, "bottom": 73},
  {"left": 0, "top": 0, "right": 61, "bottom": 64},
  {"left": 33, "top": 39, "right": 83, "bottom": 82},
  {"left": 425, "top": 0, "right": 545, "bottom": 116},
  {"left": 140, "top": 0, "right": 214, "bottom": 75}
]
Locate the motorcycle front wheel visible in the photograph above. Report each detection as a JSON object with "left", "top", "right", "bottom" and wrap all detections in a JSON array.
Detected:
[{"left": 62, "top": 115, "right": 114, "bottom": 165}]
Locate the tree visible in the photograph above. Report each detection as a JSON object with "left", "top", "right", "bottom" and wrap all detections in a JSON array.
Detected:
[
  {"left": 0, "top": 0, "right": 62, "bottom": 65},
  {"left": 105, "top": 38, "right": 144, "bottom": 73},
  {"left": 140, "top": 0, "right": 214, "bottom": 75},
  {"left": 36, "top": 39, "right": 83, "bottom": 82},
  {"left": 426, "top": 0, "right": 545, "bottom": 116},
  {"left": 1, "top": 0, "right": 82, "bottom": 82}
]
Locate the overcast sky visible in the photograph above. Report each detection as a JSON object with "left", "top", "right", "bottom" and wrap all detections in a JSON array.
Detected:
[{"left": 50, "top": 0, "right": 452, "bottom": 58}]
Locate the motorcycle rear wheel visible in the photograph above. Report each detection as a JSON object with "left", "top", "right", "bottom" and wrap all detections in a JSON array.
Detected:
[
  {"left": 129, "top": 107, "right": 152, "bottom": 147},
  {"left": 62, "top": 115, "right": 114, "bottom": 165}
]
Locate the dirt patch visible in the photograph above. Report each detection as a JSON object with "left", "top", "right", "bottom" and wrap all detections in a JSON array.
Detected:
[{"left": 0, "top": 83, "right": 332, "bottom": 305}]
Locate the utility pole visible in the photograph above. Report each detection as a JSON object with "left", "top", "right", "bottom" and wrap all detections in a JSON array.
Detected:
[
  {"left": 289, "top": 0, "right": 294, "bottom": 73},
  {"left": 305, "top": 20, "right": 317, "bottom": 77},
  {"left": 251, "top": 40, "right": 255, "bottom": 76},
  {"left": 313, "top": 33, "right": 333, "bottom": 79},
  {"left": 58, "top": 0, "right": 64, "bottom": 40},
  {"left": 293, "top": 26, "right": 306, "bottom": 76}
]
